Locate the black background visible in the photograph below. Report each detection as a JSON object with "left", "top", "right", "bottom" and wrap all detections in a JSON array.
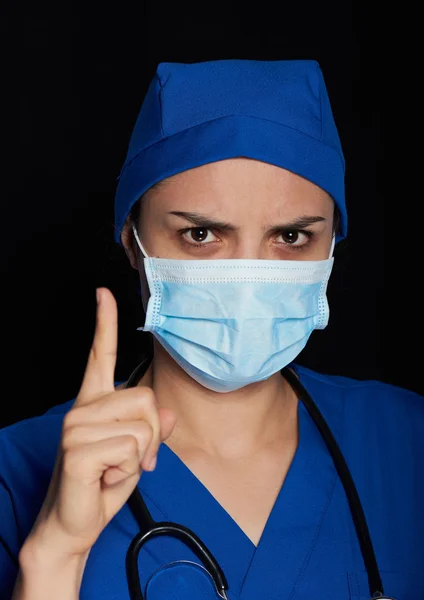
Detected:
[{"left": 1, "top": 2, "right": 420, "bottom": 428}]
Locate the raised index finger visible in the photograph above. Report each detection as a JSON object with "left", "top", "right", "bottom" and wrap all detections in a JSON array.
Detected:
[{"left": 77, "top": 287, "right": 118, "bottom": 405}]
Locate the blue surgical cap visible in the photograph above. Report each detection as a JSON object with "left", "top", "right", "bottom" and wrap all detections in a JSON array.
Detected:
[{"left": 114, "top": 59, "right": 346, "bottom": 246}]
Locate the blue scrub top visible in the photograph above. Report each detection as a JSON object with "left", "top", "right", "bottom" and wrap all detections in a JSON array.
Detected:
[{"left": 1, "top": 364, "right": 423, "bottom": 599}]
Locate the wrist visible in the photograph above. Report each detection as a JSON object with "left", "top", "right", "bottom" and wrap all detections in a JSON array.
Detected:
[{"left": 18, "top": 536, "right": 89, "bottom": 600}]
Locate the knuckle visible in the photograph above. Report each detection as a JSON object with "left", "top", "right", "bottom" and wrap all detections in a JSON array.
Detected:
[
  {"left": 135, "top": 421, "right": 154, "bottom": 447},
  {"left": 88, "top": 344, "right": 100, "bottom": 363},
  {"left": 89, "top": 343, "right": 117, "bottom": 363},
  {"left": 134, "top": 387, "right": 156, "bottom": 411},
  {"left": 121, "top": 435, "right": 139, "bottom": 457},
  {"left": 117, "top": 455, "right": 141, "bottom": 480},
  {"left": 63, "top": 406, "right": 87, "bottom": 429},
  {"left": 62, "top": 447, "right": 82, "bottom": 476},
  {"left": 63, "top": 409, "right": 78, "bottom": 431},
  {"left": 61, "top": 425, "right": 79, "bottom": 451}
]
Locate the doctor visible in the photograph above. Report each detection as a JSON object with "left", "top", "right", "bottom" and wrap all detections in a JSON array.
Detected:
[{"left": 2, "top": 59, "right": 423, "bottom": 600}]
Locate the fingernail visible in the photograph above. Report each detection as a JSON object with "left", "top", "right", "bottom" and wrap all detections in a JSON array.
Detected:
[
  {"left": 147, "top": 456, "right": 157, "bottom": 471},
  {"left": 96, "top": 288, "right": 101, "bottom": 306}
]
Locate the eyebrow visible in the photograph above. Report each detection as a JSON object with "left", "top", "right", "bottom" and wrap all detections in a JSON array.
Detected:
[{"left": 168, "top": 211, "right": 326, "bottom": 233}]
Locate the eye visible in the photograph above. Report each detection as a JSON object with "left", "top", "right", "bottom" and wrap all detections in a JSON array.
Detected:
[
  {"left": 277, "top": 230, "right": 313, "bottom": 248},
  {"left": 181, "top": 227, "right": 218, "bottom": 246},
  {"left": 179, "top": 227, "right": 314, "bottom": 250}
]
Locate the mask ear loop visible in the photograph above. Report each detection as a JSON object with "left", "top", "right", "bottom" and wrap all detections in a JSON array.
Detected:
[
  {"left": 329, "top": 235, "right": 336, "bottom": 259},
  {"left": 132, "top": 221, "right": 150, "bottom": 259},
  {"left": 132, "top": 221, "right": 151, "bottom": 315}
]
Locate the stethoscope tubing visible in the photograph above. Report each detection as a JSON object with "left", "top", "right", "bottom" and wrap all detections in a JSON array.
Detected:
[{"left": 124, "top": 361, "right": 392, "bottom": 600}]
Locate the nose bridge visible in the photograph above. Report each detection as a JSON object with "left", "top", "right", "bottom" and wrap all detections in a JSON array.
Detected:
[
  {"left": 229, "top": 236, "right": 275, "bottom": 260},
  {"left": 219, "top": 222, "right": 270, "bottom": 259}
]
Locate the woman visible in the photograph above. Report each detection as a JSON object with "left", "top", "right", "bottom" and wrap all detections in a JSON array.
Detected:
[{"left": 2, "top": 59, "right": 423, "bottom": 600}]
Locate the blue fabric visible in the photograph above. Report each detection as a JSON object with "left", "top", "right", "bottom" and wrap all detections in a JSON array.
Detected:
[
  {"left": 1, "top": 365, "right": 423, "bottom": 599},
  {"left": 114, "top": 60, "right": 347, "bottom": 247}
]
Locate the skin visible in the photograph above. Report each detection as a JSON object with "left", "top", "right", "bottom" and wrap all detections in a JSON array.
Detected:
[
  {"left": 120, "top": 157, "right": 335, "bottom": 461},
  {"left": 11, "top": 158, "right": 336, "bottom": 600}
]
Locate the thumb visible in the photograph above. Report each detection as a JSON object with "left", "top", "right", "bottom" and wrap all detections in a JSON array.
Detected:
[{"left": 158, "top": 407, "right": 178, "bottom": 442}]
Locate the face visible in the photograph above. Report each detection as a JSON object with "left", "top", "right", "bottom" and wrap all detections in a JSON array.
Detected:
[
  {"left": 121, "top": 158, "right": 335, "bottom": 389},
  {"left": 122, "top": 158, "right": 335, "bottom": 271}
]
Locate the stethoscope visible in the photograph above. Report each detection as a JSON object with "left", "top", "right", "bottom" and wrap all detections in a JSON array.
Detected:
[{"left": 123, "top": 358, "right": 396, "bottom": 600}]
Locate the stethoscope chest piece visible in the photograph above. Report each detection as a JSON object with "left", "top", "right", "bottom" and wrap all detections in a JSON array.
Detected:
[
  {"left": 143, "top": 560, "right": 227, "bottom": 599},
  {"left": 126, "top": 521, "right": 229, "bottom": 600}
]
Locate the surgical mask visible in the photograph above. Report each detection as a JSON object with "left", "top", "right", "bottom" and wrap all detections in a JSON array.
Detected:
[{"left": 133, "top": 222, "right": 335, "bottom": 393}]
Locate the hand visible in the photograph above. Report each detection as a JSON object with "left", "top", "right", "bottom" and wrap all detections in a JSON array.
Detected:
[{"left": 27, "top": 287, "right": 177, "bottom": 559}]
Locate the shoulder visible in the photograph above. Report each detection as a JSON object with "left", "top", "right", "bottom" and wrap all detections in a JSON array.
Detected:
[
  {"left": 292, "top": 366, "right": 424, "bottom": 579},
  {"left": 293, "top": 362, "right": 423, "bottom": 414},
  {"left": 0, "top": 379, "right": 128, "bottom": 454},
  {"left": 0, "top": 381, "right": 127, "bottom": 557},
  {"left": 0, "top": 380, "right": 128, "bottom": 474},
  {"left": 293, "top": 362, "right": 424, "bottom": 459},
  {"left": 0, "top": 398, "right": 74, "bottom": 486}
]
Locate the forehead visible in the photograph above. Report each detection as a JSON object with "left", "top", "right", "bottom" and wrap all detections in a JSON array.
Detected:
[
  {"left": 141, "top": 157, "right": 334, "bottom": 226},
  {"left": 152, "top": 158, "right": 320, "bottom": 186},
  {"left": 146, "top": 157, "right": 332, "bottom": 201}
]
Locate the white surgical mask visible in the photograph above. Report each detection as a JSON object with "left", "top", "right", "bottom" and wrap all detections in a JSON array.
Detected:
[{"left": 133, "top": 222, "right": 334, "bottom": 393}]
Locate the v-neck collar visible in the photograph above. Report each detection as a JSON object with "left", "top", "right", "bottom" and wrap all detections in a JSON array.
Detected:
[
  {"left": 135, "top": 365, "right": 344, "bottom": 599},
  {"left": 238, "top": 372, "right": 342, "bottom": 599},
  {"left": 137, "top": 438, "right": 256, "bottom": 596}
]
